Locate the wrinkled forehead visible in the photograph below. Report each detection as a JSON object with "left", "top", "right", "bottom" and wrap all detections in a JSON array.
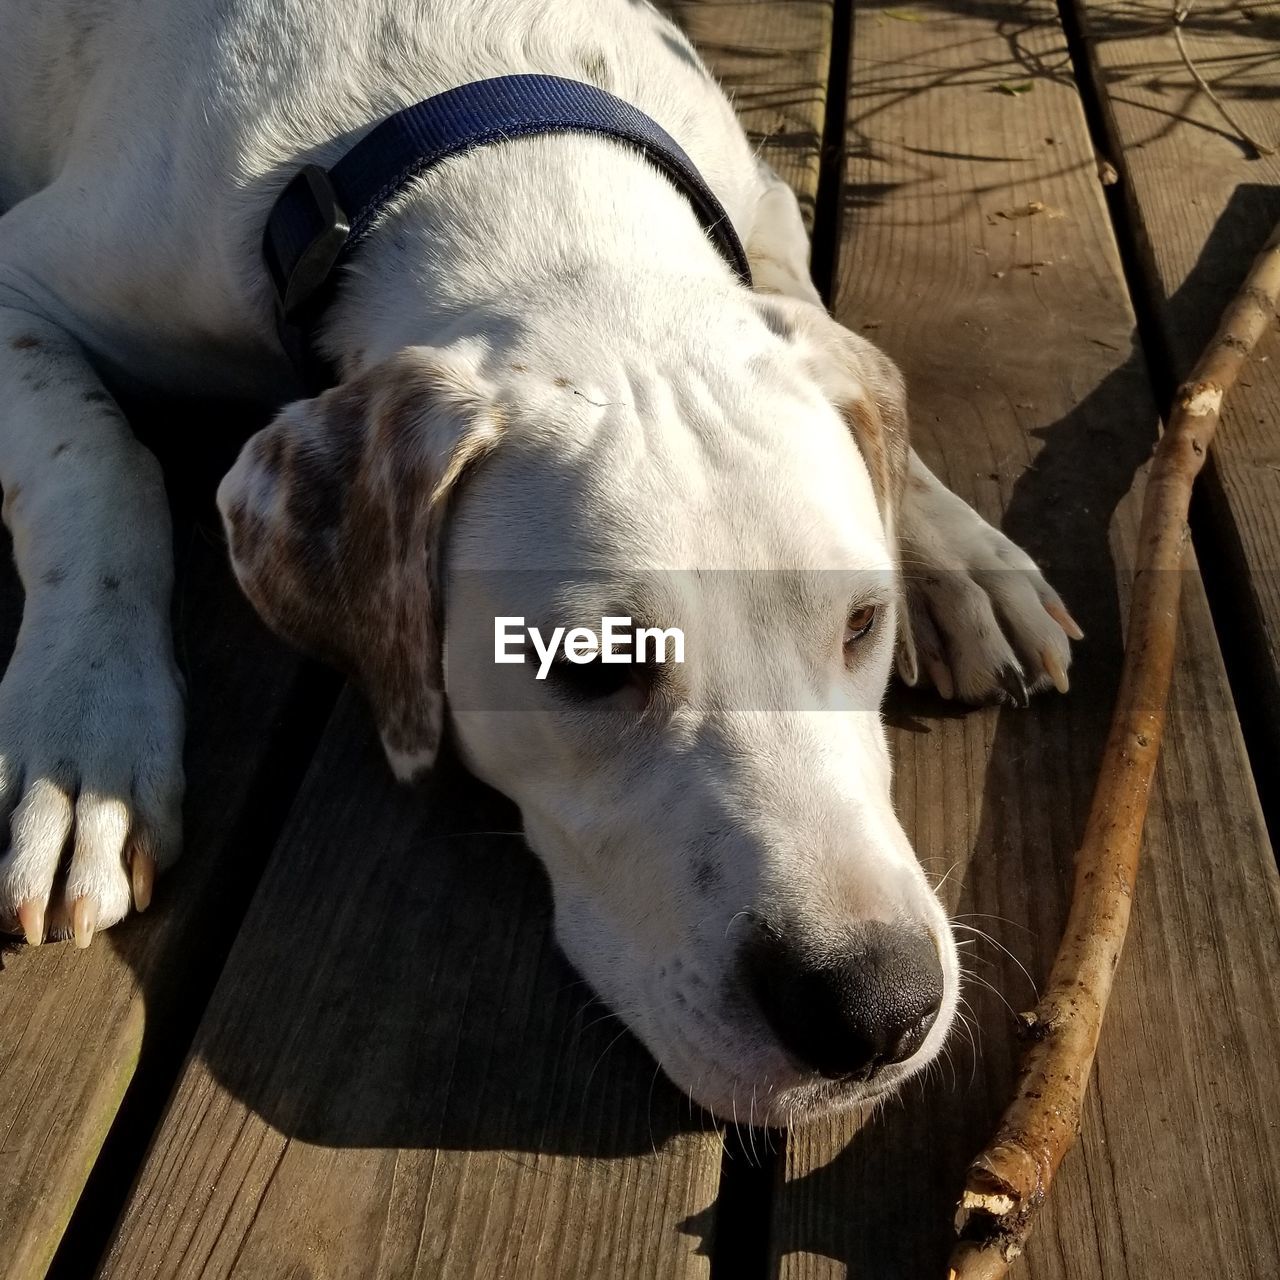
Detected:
[
  {"left": 446, "top": 379, "right": 891, "bottom": 584},
  {"left": 450, "top": 569, "right": 897, "bottom": 649}
]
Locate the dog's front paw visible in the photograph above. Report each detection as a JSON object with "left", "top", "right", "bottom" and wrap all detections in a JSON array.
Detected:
[
  {"left": 898, "top": 461, "right": 1081, "bottom": 706},
  {"left": 0, "top": 622, "right": 184, "bottom": 947}
]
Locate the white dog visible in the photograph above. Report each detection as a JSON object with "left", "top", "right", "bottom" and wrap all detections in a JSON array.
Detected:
[{"left": 0, "top": 0, "right": 1078, "bottom": 1125}]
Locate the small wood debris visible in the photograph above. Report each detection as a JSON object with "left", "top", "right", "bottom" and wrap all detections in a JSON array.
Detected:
[{"left": 991, "top": 201, "right": 1065, "bottom": 222}]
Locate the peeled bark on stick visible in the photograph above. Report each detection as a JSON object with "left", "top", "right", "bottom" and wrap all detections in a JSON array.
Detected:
[{"left": 948, "top": 218, "right": 1280, "bottom": 1280}]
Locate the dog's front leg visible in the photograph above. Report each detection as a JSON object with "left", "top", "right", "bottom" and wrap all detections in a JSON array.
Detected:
[{"left": 0, "top": 303, "right": 183, "bottom": 946}]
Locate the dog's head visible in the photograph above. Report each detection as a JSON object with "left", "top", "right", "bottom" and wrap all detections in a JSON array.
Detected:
[{"left": 218, "top": 293, "right": 955, "bottom": 1127}]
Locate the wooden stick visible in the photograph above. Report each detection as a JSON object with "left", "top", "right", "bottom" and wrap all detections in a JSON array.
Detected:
[{"left": 947, "top": 217, "right": 1280, "bottom": 1279}]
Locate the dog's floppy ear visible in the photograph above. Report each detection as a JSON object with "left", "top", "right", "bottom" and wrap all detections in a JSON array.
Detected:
[
  {"left": 758, "top": 296, "right": 914, "bottom": 676},
  {"left": 761, "top": 297, "right": 910, "bottom": 542},
  {"left": 216, "top": 348, "right": 504, "bottom": 781}
]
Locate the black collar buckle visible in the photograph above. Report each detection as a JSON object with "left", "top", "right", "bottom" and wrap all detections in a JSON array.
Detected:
[{"left": 264, "top": 163, "right": 351, "bottom": 326}]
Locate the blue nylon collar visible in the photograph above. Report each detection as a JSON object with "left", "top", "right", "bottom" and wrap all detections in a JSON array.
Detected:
[{"left": 264, "top": 73, "right": 753, "bottom": 389}]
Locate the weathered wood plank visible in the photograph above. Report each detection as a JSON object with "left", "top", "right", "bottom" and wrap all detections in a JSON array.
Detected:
[
  {"left": 98, "top": 707, "right": 723, "bottom": 1280},
  {"left": 1076, "top": 0, "right": 1280, "bottom": 779},
  {"left": 0, "top": 413, "right": 325, "bottom": 1280},
  {"left": 98, "top": 5, "right": 834, "bottom": 1277},
  {"left": 771, "top": 1, "right": 1280, "bottom": 1276}
]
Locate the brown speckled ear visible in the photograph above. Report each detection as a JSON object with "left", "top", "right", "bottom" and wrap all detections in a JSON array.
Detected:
[{"left": 216, "top": 349, "right": 504, "bottom": 781}]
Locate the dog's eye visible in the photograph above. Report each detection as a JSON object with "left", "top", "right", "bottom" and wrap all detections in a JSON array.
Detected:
[
  {"left": 844, "top": 604, "right": 878, "bottom": 649},
  {"left": 547, "top": 656, "right": 636, "bottom": 700}
]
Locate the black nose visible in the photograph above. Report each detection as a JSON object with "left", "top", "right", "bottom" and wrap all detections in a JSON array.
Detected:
[{"left": 742, "top": 920, "right": 944, "bottom": 1081}]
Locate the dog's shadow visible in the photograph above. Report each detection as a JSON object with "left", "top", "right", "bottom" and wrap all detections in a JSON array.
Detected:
[{"left": 194, "top": 720, "right": 720, "bottom": 1158}]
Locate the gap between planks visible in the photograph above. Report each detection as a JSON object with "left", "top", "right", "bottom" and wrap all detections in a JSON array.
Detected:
[{"left": 1063, "top": 0, "right": 1280, "bottom": 849}]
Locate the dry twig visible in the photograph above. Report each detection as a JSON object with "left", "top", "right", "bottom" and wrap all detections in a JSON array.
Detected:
[
  {"left": 948, "top": 219, "right": 1280, "bottom": 1279},
  {"left": 1172, "top": 0, "right": 1275, "bottom": 156}
]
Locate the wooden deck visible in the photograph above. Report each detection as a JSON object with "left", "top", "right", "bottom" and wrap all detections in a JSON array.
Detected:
[{"left": 2, "top": 1, "right": 1278, "bottom": 1276}]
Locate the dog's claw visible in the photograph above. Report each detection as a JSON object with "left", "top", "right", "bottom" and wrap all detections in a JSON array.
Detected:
[
  {"left": 926, "top": 658, "right": 955, "bottom": 701},
  {"left": 1041, "top": 648, "right": 1069, "bottom": 694},
  {"left": 896, "top": 644, "right": 920, "bottom": 688},
  {"left": 17, "top": 900, "right": 45, "bottom": 947},
  {"left": 995, "top": 665, "right": 1030, "bottom": 708},
  {"left": 131, "top": 852, "right": 155, "bottom": 912},
  {"left": 71, "top": 896, "right": 97, "bottom": 949},
  {"left": 1044, "top": 599, "right": 1084, "bottom": 641}
]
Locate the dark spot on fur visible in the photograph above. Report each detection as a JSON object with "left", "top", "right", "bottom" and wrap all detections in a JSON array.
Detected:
[
  {"left": 101, "top": 574, "right": 121, "bottom": 591},
  {"left": 280, "top": 396, "right": 366, "bottom": 588},
  {"left": 757, "top": 302, "right": 796, "bottom": 340},
  {"left": 374, "top": 384, "right": 421, "bottom": 454},
  {"left": 228, "top": 505, "right": 267, "bottom": 560},
  {"left": 257, "top": 430, "right": 287, "bottom": 477},
  {"left": 52, "top": 442, "right": 70, "bottom": 458},
  {"left": 693, "top": 858, "right": 723, "bottom": 893},
  {"left": 83, "top": 390, "right": 110, "bottom": 404},
  {"left": 553, "top": 376, "right": 571, "bottom": 388},
  {"left": 51, "top": 757, "right": 75, "bottom": 783},
  {"left": 576, "top": 47, "right": 612, "bottom": 86},
  {"left": 24, "top": 375, "right": 50, "bottom": 391},
  {"left": 286, "top": 439, "right": 352, "bottom": 565},
  {"left": 10, "top": 335, "right": 41, "bottom": 351},
  {"left": 42, "top": 566, "right": 66, "bottom": 587},
  {"left": 89, "top": 658, "right": 103, "bottom": 671}
]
